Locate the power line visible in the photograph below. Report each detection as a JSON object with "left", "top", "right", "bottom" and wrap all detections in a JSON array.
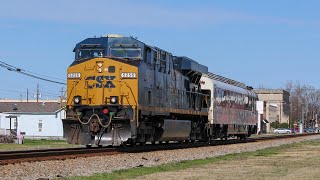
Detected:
[
  {"left": 24, "top": 69, "right": 65, "bottom": 81},
  {"left": 0, "top": 88, "right": 24, "bottom": 94},
  {"left": 255, "top": 88, "right": 320, "bottom": 91},
  {"left": 27, "top": 88, "right": 61, "bottom": 96},
  {"left": 0, "top": 60, "right": 66, "bottom": 85},
  {"left": 0, "top": 88, "right": 61, "bottom": 98}
]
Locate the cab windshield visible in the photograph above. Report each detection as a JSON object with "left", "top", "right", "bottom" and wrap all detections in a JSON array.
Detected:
[
  {"left": 77, "top": 49, "right": 104, "bottom": 60},
  {"left": 110, "top": 47, "right": 141, "bottom": 59}
]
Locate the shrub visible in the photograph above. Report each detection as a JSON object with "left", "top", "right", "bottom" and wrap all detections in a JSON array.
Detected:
[
  {"left": 280, "top": 123, "right": 289, "bottom": 128},
  {"left": 270, "top": 121, "right": 280, "bottom": 129}
]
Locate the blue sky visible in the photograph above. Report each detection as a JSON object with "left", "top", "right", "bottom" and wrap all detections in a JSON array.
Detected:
[{"left": 0, "top": 0, "right": 319, "bottom": 99}]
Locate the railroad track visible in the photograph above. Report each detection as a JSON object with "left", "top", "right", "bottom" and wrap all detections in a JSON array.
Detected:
[
  {"left": 0, "top": 133, "right": 318, "bottom": 166},
  {"left": 0, "top": 147, "right": 119, "bottom": 165}
]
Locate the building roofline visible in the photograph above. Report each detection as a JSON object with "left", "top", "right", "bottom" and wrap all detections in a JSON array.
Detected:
[
  {"left": 0, "top": 99, "right": 65, "bottom": 103},
  {"left": 1, "top": 112, "right": 57, "bottom": 115},
  {"left": 0, "top": 107, "right": 65, "bottom": 115},
  {"left": 253, "top": 89, "right": 289, "bottom": 94}
]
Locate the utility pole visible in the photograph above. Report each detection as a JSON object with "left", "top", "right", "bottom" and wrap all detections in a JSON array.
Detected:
[
  {"left": 27, "top": 89, "right": 29, "bottom": 102},
  {"left": 316, "top": 114, "right": 318, "bottom": 128},
  {"left": 36, "top": 84, "right": 39, "bottom": 102},
  {"left": 60, "top": 87, "right": 64, "bottom": 103}
]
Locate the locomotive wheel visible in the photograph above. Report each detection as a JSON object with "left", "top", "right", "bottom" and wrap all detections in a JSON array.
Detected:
[
  {"left": 221, "top": 137, "right": 227, "bottom": 141},
  {"left": 240, "top": 135, "right": 247, "bottom": 141}
]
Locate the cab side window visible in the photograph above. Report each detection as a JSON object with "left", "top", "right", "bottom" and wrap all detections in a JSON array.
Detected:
[
  {"left": 168, "top": 54, "right": 173, "bottom": 74},
  {"left": 153, "top": 50, "right": 158, "bottom": 63},
  {"left": 159, "top": 51, "right": 166, "bottom": 73},
  {"left": 144, "top": 47, "right": 152, "bottom": 64}
]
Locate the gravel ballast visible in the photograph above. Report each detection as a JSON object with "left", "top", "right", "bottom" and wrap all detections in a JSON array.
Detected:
[{"left": 1, "top": 135, "right": 320, "bottom": 180}]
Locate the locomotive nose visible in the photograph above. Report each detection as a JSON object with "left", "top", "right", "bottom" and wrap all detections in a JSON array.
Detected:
[{"left": 67, "top": 57, "right": 138, "bottom": 108}]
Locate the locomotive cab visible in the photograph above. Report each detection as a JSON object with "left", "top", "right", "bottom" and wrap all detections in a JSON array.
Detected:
[{"left": 64, "top": 35, "right": 143, "bottom": 146}]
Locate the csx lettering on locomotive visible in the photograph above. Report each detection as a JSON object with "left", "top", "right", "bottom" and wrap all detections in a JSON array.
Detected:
[{"left": 85, "top": 76, "right": 116, "bottom": 88}]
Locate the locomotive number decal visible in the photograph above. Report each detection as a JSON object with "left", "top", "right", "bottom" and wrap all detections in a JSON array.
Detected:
[
  {"left": 86, "top": 76, "right": 116, "bottom": 88},
  {"left": 121, "top": 72, "right": 137, "bottom": 79}
]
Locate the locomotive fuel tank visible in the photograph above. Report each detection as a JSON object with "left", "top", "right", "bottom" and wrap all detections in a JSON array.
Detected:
[{"left": 155, "top": 119, "right": 192, "bottom": 142}]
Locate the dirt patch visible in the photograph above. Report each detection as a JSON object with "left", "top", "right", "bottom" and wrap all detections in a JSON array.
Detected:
[{"left": 133, "top": 143, "right": 320, "bottom": 180}]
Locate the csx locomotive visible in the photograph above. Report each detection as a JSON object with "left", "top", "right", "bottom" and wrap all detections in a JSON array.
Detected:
[{"left": 63, "top": 34, "right": 257, "bottom": 147}]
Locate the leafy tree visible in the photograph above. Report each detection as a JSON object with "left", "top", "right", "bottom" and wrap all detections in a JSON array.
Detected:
[{"left": 270, "top": 121, "right": 280, "bottom": 129}]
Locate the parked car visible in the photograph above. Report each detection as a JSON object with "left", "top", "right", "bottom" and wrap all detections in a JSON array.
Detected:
[
  {"left": 274, "top": 128, "right": 291, "bottom": 134},
  {"left": 304, "top": 128, "right": 316, "bottom": 133},
  {"left": 290, "top": 128, "right": 299, "bottom": 133}
]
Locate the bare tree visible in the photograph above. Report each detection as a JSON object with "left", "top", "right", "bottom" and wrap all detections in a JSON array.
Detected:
[{"left": 284, "top": 81, "right": 320, "bottom": 128}]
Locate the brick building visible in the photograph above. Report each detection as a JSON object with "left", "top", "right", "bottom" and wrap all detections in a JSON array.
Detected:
[{"left": 254, "top": 89, "right": 290, "bottom": 133}]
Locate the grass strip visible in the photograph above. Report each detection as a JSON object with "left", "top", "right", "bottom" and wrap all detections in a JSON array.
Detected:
[
  {"left": 0, "top": 139, "right": 76, "bottom": 150},
  {"left": 68, "top": 139, "right": 320, "bottom": 180}
]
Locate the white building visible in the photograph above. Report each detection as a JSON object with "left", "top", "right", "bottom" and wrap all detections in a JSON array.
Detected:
[{"left": 0, "top": 101, "right": 65, "bottom": 139}]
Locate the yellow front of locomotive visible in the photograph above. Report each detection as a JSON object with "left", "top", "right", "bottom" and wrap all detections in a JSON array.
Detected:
[
  {"left": 63, "top": 36, "right": 140, "bottom": 146},
  {"left": 67, "top": 58, "right": 138, "bottom": 110}
]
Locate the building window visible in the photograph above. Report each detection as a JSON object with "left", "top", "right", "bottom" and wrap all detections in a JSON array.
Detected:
[
  {"left": 38, "top": 120, "right": 43, "bottom": 132},
  {"left": 14, "top": 120, "right": 18, "bottom": 129}
]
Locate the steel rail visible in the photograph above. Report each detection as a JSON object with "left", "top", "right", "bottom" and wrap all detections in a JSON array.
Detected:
[{"left": 0, "top": 133, "right": 318, "bottom": 165}]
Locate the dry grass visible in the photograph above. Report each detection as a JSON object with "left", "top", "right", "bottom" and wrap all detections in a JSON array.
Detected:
[{"left": 132, "top": 140, "right": 320, "bottom": 180}]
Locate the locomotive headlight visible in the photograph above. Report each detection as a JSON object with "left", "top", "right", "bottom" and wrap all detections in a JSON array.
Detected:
[
  {"left": 97, "top": 62, "right": 103, "bottom": 67},
  {"left": 74, "top": 96, "right": 82, "bottom": 104},
  {"left": 67, "top": 72, "right": 81, "bottom": 79},
  {"left": 98, "top": 68, "right": 103, "bottom": 73},
  {"left": 110, "top": 96, "right": 118, "bottom": 104}
]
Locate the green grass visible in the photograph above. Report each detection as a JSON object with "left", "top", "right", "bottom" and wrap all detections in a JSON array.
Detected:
[
  {"left": 68, "top": 152, "right": 259, "bottom": 180},
  {"left": 23, "top": 139, "right": 67, "bottom": 145},
  {"left": 68, "top": 140, "right": 320, "bottom": 180},
  {"left": 0, "top": 139, "right": 80, "bottom": 151}
]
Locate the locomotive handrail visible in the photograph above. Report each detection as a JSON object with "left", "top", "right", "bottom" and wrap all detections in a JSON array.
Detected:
[
  {"left": 121, "top": 80, "right": 139, "bottom": 127},
  {"left": 121, "top": 81, "right": 138, "bottom": 106},
  {"left": 66, "top": 81, "right": 79, "bottom": 105}
]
